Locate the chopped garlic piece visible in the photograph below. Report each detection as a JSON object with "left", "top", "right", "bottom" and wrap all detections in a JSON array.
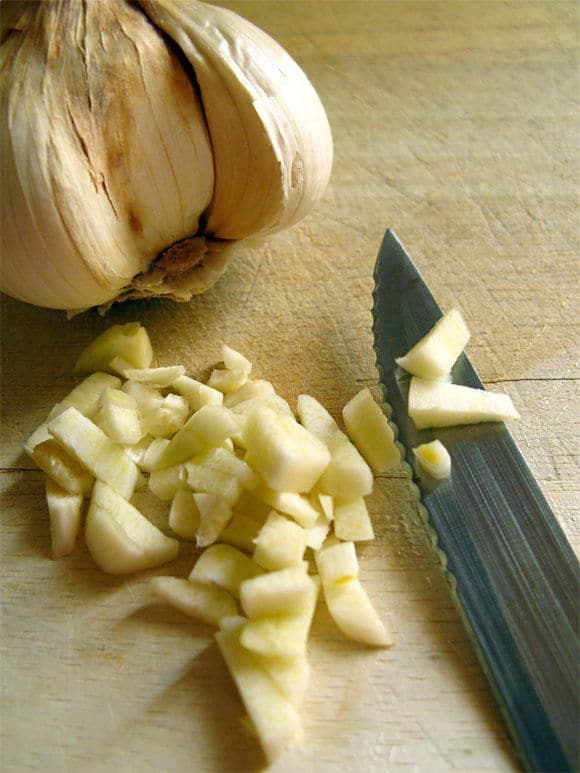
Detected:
[
  {"left": 215, "top": 623, "right": 302, "bottom": 765},
  {"left": 168, "top": 489, "right": 200, "bottom": 541},
  {"left": 333, "top": 497, "right": 374, "bottom": 542},
  {"left": 208, "top": 367, "right": 249, "bottom": 394},
  {"left": 315, "top": 540, "right": 359, "bottom": 585},
  {"left": 395, "top": 308, "right": 470, "bottom": 379},
  {"left": 32, "top": 439, "right": 94, "bottom": 495},
  {"left": 240, "top": 577, "right": 319, "bottom": 657},
  {"left": 47, "top": 407, "right": 139, "bottom": 500},
  {"left": 120, "top": 365, "right": 185, "bottom": 387},
  {"left": 342, "top": 388, "right": 400, "bottom": 473},
  {"left": 189, "top": 544, "right": 263, "bottom": 598},
  {"left": 240, "top": 564, "right": 312, "bottom": 618},
  {"left": 74, "top": 323, "right": 153, "bottom": 375},
  {"left": 243, "top": 407, "right": 330, "bottom": 493},
  {"left": 413, "top": 439, "right": 452, "bottom": 479},
  {"left": 150, "top": 576, "right": 237, "bottom": 626},
  {"left": 252, "top": 511, "right": 307, "bottom": 571},
  {"left": 94, "top": 388, "right": 142, "bottom": 445},
  {"left": 222, "top": 345, "right": 252, "bottom": 375},
  {"left": 224, "top": 379, "right": 275, "bottom": 408},
  {"left": 45, "top": 478, "right": 83, "bottom": 559},
  {"left": 408, "top": 377, "right": 520, "bottom": 429},
  {"left": 315, "top": 538, "right": 392, "bottom": 647}
]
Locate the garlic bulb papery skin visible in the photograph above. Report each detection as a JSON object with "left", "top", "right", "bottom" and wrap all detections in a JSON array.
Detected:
[
  {"left": 1, "top": 0, "right": 333, "bottom": 313},
  {"left": 140, "top": 0, "right": 333, "bottom": 240}
]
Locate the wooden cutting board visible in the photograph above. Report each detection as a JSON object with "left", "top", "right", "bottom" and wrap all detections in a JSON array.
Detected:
[{"left": 1, "top": 2, "right": 577, "bottom": 771}]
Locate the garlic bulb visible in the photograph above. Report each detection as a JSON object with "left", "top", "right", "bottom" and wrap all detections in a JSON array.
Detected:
[{"left": 1, "top": 0, "right": 333, "bottom": 312}]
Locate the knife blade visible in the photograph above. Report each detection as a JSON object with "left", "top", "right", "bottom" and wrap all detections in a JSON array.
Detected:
[{"left": 372, "top": 229, "right": 580, "bottom": 772}]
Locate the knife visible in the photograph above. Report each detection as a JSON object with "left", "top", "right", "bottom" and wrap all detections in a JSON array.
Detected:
[{"left": 372, "top": 229, "right": 580, "bottom": 772}]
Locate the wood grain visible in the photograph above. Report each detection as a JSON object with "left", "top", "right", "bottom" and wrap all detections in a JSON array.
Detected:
[{"left": 1, "top": 2, "right": 578, "bottom": 771}]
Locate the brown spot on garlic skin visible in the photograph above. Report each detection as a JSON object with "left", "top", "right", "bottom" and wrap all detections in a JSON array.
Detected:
[{"left": 128, "top": 209, "right": 143, "bottom": 238}]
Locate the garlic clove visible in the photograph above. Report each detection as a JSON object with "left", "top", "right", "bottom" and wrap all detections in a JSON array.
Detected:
[
  {"left": 1, "top": 0, "right": 214, "bottom": 310},
  {"left": 139, "top": 0, "right": 333, "bottom": 240},
  {"left": 2, "top": 17, "right": 132, "bottom": 310}
]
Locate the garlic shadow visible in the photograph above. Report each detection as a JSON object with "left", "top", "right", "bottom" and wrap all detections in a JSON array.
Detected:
[{"left": 141, "top": 639, "right": 266, "bottom": 772}]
